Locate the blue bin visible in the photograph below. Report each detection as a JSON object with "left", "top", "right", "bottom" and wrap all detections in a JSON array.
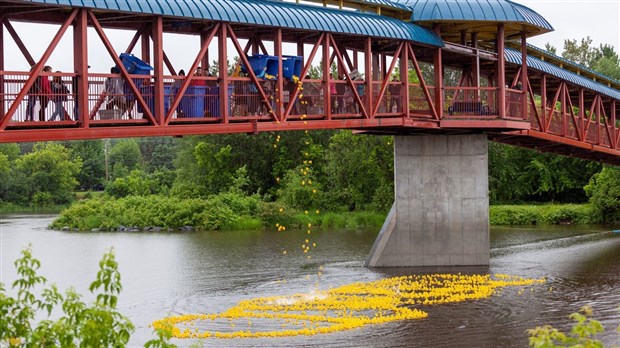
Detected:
[
  {"left": 119, "top": 53, "right": 153, "bottom": 75},
  {"left": 179, "top": 86, "right": 206, "bottom": 118},
  {"left": 241, "top": 54, "right": 278, "bottom": 79},
  {"left": 138, "top": 85, "right": 172, "bottom": 114},
  {"left": 205, "top": 85, "right": 234, "bottom": 117},
  {"left": 282, "top": 55, "right": 302, "bottom": 79}
]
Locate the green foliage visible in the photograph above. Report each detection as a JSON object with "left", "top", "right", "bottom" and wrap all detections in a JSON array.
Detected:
[
  {"left": 277, "top": 164, "right": 324, "bottom": 210},
  {"left": 105, "top": 169, "right": 173, "bottom": 198},
  {"left": 323, "top": 131, "right": 393, "bottom": 211},
  {"left": 489, "top": 143, "right": 600, "bottom": 204},
  {"left": 527, "top": 306, "right": 606, "bottom": 348},
  {"left": 1, "top": 143, "right": 82, "bottom": 206},
  {"left": 585, "top": 166, "right": 620, "bottom": 223},
  {"left": 50, "top": 193, "right": 262, "bottom": 230},
  {"left": 0, "top": 246, "right": 135, "bottom": 347},
  {"left": 66, "top": 140, "right": 105, "bottom": 190},
  {"left": 490, "top": 204, "right": 598, "bottom": 225},
  {"left": 109, "top": 139, "right": 143, "bottom": 179}
]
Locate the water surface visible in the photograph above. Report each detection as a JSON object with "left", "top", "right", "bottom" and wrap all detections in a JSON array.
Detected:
[{"left": 1, "top": 215, "right": 619, "bottom": 347}]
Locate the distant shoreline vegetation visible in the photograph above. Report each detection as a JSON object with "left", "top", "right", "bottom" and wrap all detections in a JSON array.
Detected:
[{"left": 43, "top": 194, "right": 610, "bottom": 232}]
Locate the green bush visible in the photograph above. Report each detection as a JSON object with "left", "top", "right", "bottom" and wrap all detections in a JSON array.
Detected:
[
  {"left": 527, "top": 306, "right": 614, "bottom": 347},
  {"left": 585, "top": 166, "right": 620, "bottom": 223},
  {"left": 490, "top": 204, "right": 600, "bottom": 225},
  {"left": 0, "top": 247, "right": 137, "bottom": 347}
]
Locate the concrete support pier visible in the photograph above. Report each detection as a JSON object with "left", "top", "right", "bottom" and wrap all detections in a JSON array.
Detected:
[{"left": 366, "top": 134, "right": 490, "bottom": 267}]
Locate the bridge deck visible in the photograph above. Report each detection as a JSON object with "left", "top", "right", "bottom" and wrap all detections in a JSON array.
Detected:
[{"left": 0, "top": 0, "right": 618, "bottom": 165}]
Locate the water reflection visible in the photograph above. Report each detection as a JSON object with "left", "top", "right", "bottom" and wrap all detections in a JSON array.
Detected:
[{"left": 1, "top": 215, "right": 619, "bottom": 347}]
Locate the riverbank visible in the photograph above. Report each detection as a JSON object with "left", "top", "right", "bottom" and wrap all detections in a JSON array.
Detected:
[{"left": 44, "top": 194, "right": 610, "bottom": 232}]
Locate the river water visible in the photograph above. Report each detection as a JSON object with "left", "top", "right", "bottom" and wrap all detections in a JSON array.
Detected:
[{"left": 1, "top": 214, "right": 619, "bottom": 347}]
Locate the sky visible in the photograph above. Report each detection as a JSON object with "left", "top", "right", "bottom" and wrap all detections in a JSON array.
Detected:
[
  {"left": 511, "top": 0, "right": 620, "bottom": 51},
  {"left": 2, "top": 0, "right": 619, "bottom": 73}
]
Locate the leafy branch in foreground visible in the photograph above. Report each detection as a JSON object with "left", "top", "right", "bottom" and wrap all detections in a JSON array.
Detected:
[
  {"left": 0, "top": 246, "right": 176, "bottom": 347},
  {"left": 527, "top": 306, "right": 619, "bottom": 347}
]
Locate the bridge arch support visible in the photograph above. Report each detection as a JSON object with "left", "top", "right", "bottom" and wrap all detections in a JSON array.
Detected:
[{"left": 366, "top": 134, "right": 490, "bottom": 267}]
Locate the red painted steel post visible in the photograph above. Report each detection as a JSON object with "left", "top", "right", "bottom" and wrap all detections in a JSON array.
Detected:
[
  {"left": 612, "top": 100, "right": 617, "bottom": 149},
  {"left": 579, "top": 88, "right": 585, "bottom": 141},
  {"left": 73, "top": 9, "right": 88, "bottom": 126},
  {"left": 365, "top": 37, "right": 372, "bottom": 118},
  {"left": 219, "top": 24, "right": 228, "bottom": 123},
  {"left": 521, "top": 32, "right": 528, "bottom": 120},
  {"left": 561, "top": 84, "right": 567, "bottom": 136},
  {"left": 323, "top": 34, "right": 331, "bottom": 120},
  {"left": 497, "top": 24, "right": 506, "bottom": 119},
  {"left": 541, "top": 74, "right": 547, "bottom": 131},
  {"left": 472, "top": 32, "right": 480, "bottom": 100},
  {"left": 297, "top": 42, "right": 304, "bottom": 58},
  {"left": 0, "top": 17, "right": 4, "bottom": 118},
  {"left": 152, "top": 16, "right": 164, "bottom": 125},
  {"left": 4, "top": 21, "right": 35, "bottom": 67},
  {"left": 433, "top": 25, "right": 443, "bottom": 119},
  {"left": 200, "top": 31, "right": 210, "bottom": 72},
  {"left": 141, "top": 27, "right": 151, "bottom": 65},
  {"left": 400, "top": 43, "right": 409, "bottom": 118},
  {"left": 275, "top": 28, "right": 283, "bottom": 122}
]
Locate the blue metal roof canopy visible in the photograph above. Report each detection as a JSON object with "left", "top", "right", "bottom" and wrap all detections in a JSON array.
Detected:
[
  {"left": 394, "top": 0, "right": 553, "bottom": 37},
  {"left": 24, "top": 0, "right": 443, "bottom": 46},
  {"left": 505, "top": 48, "right": 620, "bottom": 100}
]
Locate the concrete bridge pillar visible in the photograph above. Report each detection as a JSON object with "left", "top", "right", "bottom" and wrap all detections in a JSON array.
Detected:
[{"left": 366, "top": 134, "right": 490, "bottom": 267}]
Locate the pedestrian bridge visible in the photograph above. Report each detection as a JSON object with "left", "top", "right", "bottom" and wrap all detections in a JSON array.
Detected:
[{"left": 1, "top": 0, "right": 618, "bottom": 266}]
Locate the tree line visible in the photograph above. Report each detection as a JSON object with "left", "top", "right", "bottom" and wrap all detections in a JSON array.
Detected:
[{"left": 0, "top": 37, "right": 618, "bottom": 222}]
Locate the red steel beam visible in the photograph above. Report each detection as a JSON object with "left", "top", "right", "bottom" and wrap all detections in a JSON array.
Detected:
[
  {"left": 74, "top": 9, "right": 89, "bottom": 127},
  {"left": 0, "top": 17, "right": 4, "bottom": 118},
  {"left": 400, "top": 42, "right": 409, "bottom": 118},
  {"left": 165, "top": 23, "right": 219, "bottom": 125},
  {"left": 226, "top": 24, "right": 276, "bottom": 121},
  {"left": 323, "top": 34, "right": 332, "bottom": 120},
  {"left": 152, "top": 16, "right": 164, "bottom": 125},
  {"left": 372, "top": 43, "right": 403, "bottom": 116},
  {"left": 219, "top": 24, "right": 229, "bottom": 123},
  {"left": 408, "top": 44, "right": 438, "bottom": 120},
  {"left": 497, "top": 23, "right": 506, "bottom": 119},
  {"left": 275, "top": 28, "right": 283, "bottom": 122},
  {"left": 0, "top": 9, "right": 77, "bottom": 130},
  {"left": 283, "top": 33, "right": 325, "bottom": 121},
  {"left": 364, "top": 37, "right": 372, "bottom": 118},
  {"left": 88, "top": 11, "right": 157, "bottom": 125},
  {"left": 329, "top": 34, "right": 368, "bottom": 118},
  {"left": 4, "top": 20, "right": 35, "bottom": 67}
]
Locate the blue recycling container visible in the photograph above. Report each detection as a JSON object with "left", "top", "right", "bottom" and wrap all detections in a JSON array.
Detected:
[
  {"left": 282, "top": 55, "right": 302, "bottom": 79},
  {"left": 205, "top": 85, "right": 234, "bottom": 117},
  {"left": 179, "top": 86, "right": 206, "bottom": 118},
  {"left": 119, "top": 53, "right": 153, "bottom": 75},
  {"left": 241, "top": 54, "right": 278, "bottom": 79},
  {"left": 138, "top": 85, "right": 172, "bottom": 114}
]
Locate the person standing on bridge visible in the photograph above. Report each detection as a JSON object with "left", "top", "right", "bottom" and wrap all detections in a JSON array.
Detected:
[
  {"left": 48, "top": 73, "right": 70, "bottom": 121},
  {"left": 104, "top": 67, "right": 125, "bottom": 111},
  {"left": 25, "top": 65, "right": 40, "bottom": 122},
  {"left": 38, "top": 65, "right": 53, "bottom": 121}
]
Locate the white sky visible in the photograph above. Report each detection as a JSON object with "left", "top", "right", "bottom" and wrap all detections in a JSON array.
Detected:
[
  {"left": 512, "top": 0, "right": 620, "bottom": 52},
  {"left": 2, "top": 0, "right": 619, "bottom": 73}
]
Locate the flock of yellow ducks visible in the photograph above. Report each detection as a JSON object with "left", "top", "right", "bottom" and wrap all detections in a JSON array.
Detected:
[
  {"left": 153, "top": 111, "right": 545, "bottom": 339},
  {"left": 152, "top": 273, "right": 544, "bottom": 339}
]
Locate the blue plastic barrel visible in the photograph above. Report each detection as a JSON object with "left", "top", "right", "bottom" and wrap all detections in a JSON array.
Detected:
[
  {"left": 119, "top": 53, "right": 153, "bottom": 75},
  {"left": 282, "top": 55, "right": 303, "bottom": 79},
  {"left": 241, "top": 54, "right": 278, "bottom": 79},
  {"left": 179, "top": 86, "right": 206, "bottom": 117},
  {"left": 138, "top": 85, "right": 172, "bottom": 114},
  {"left": 205, "top": 85, "right": 234, "bottom": 117}
]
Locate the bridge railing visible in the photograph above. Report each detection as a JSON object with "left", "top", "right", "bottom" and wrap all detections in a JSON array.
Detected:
[
  {"left": 2, "top": 71, "right": 78, "bottom": 123},
  {"left": 443, "top": 87, "right": 501, "bottom": 118},
  {"left": 408, "top": 83, "right": 435, "bottom": 118}
]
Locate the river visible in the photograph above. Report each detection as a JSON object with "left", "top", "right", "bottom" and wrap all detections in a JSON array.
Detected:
[{"left": 1, "top": 214, "right": 619, "bottom": 347}]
